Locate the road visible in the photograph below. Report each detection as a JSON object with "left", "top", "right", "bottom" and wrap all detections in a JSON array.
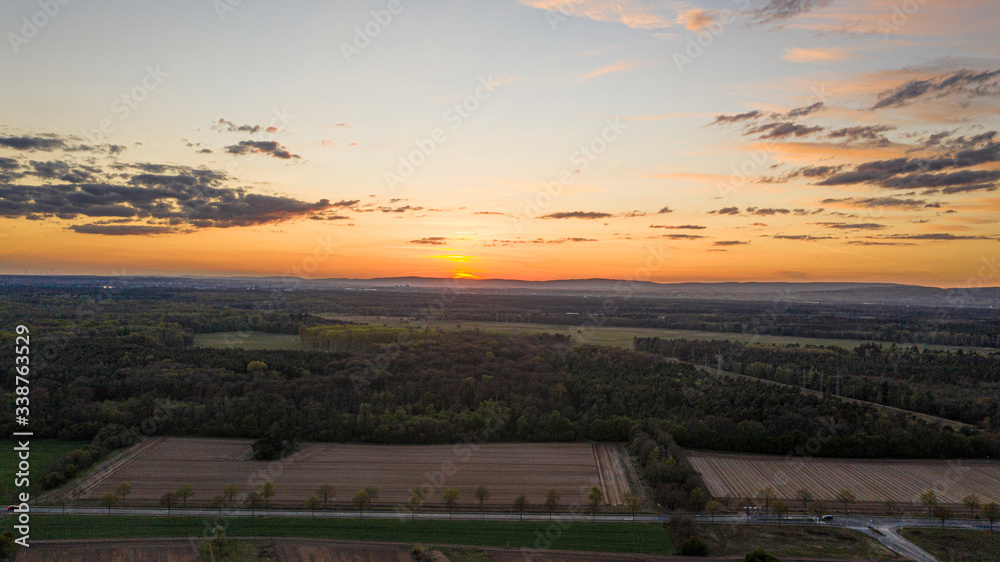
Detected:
[{"left": 22, "top": 506, "right": 996, "bottom": 560}]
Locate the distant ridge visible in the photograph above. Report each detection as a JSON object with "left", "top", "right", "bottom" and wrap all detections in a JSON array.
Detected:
[{"left": 1, "top": 274, "right": 998, "bottom": 307}]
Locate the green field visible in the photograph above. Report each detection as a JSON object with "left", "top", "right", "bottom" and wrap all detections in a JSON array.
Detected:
[
  {"left": 0, "top": 440, "right": 87, "bottom": 503},
  {"left": 194, "top": 332, "right": 312, "bottom": 351},
  {"left": 6, "top": 516, "right": 675, "bottom": 555},
  {"left": 701, "top": 524, "right": 895, "bottom": 559},
  {"left": 312, "top": 314, "right": 986, "bottom": 353},
  {"left": 902, "top": 528, "right": 1000, "bottom": 561}
]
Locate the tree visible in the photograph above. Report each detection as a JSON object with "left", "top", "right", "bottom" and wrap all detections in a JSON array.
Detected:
[
  {"left": 625, "top": 492, "right": 641, "bottom": 521},
  {"left": 304, "top": 496, "right": 321, "bottom": 517},
  {"left": 100, "top": 493, "right": 117, "bottom": 515},
  {"left": 317, "top": 483, "right": 335, "bottom": 509},
  {"left": 442, "top": 488, "right": 460, "bottom": 519},
  {"left": 408, "top": 486, "right": 427, "bottom": 518},
  {"left": 933, "top": 505, "right": 953, "bottom": 527},
  {"left": 259, "top": 481, "right": 275, "bottom": 508},
  {"left": 795, "top": 488, "right": 813, "bottom": 513},
  {"left": 115, "top": 482, "right": 132, "bottom": 508},
  {"left": 745, "top": 550, "right": 780, "bottom": 562},
  {"left": 706, "top": 499, "right": 721, "bottom": 523},
  {"left": 757, "top": 486, "right": 776, "bottom": 513},
  {"left": 244, "top": 490, "right": 262, "bottom": 516},
  {"left": 474, "top": 486, "right": 490, "bottom": 515},
  {"left": 223, "top": 484, "right": 241, "bottom": 507},
  {"left": 772, "top": 499, "right": 790, "bottom": 522},
  {"left": 588, "top": 486, "right": 604, "bottom": 519},
  {"left": 353, "top": 489, "right": 372, "bottom": 518},
  {"left": 808, "top": 500, "right": 826, "bottom": 519},
  {"left": 835, "top": 490, "right": 856, "bottom": 514},
  {"left": 159, "top": 491, "right": 177, "bottom": 514},
  {"left": 544, "top": 489, "right": 560, "bottom": 520},
  {"left": 981, "top": 502, "right": 999, "bottom": 530},
  {"left": 513, "top": 494, "right": 528, "bottom": 521},
  {"left": 363, "top": 485, "right": 380, "bottom": 506},
  {"left": 963, "top": 494, "right": 980, "bottom": 518},
  {"left": 176, "top": 484, "right": 194, "bottom": 508},
  {"left": 920, "top": 490, "right": 938, "bottom": 517},
  {"left": 209, "top": 493, "right": 225, "bottom": 515},
  {"left": 883, "top": 499, "right": 897, "bottom": 516}
]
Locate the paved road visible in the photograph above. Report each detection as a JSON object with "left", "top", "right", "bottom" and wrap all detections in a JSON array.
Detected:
[{"left": 22, "top": 506, "right": 996, "bottom": 560}]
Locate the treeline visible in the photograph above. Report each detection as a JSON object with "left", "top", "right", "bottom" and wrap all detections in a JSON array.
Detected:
[
  {"left": 635, "top": 337, "right": 1000, "bottom": 431},
  {"left": 39, "top": 424, "right": 140, "bottom": 491},
  {"left": 4, "top": 323, "right": 999, "bottom": 461}
]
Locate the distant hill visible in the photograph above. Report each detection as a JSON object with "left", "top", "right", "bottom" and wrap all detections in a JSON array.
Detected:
[{"left": 2, "top": 274, "right": 998, "bottom": 307}]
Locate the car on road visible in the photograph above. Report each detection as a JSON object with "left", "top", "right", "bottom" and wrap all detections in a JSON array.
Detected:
[{"left": 821, "top": 515, "right": 834, "bottom": 521}]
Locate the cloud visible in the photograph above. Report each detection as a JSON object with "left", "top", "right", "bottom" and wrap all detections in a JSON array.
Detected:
[
  {"left": 68, "top": 224, "right": 180, "bottom": 236},
  {"left": 709, "top": 206, "right": 741, "bottom": 215},
  {"left": 540, "top": 211, "right": 613, "bottom": 219},
  {"left": 224, "top": 140, "right": 300, "bottom": 159},
  {"left": 747, "top": 207, "right": 790, "bottom": 216},
  {"left": 746, "top": 122, "right": 824, "bottom": 140},
  {"left": 519, "top": 0, "right": 674, "bottom": 29},
  {"left": 872, "top": 69, "right": 1000, "bottom": 110},
  {"left": 677, "top": 9, "right": 714, "bottom": 31},
  {"left": 714, "top": 240, "right": 749, "bottom": 246},
  {"left": 785, "top": 102, "right": 825, "bottom": 118},
  {"left": 782, "top": 47, "right": 854, "bottom": 63},
  {"left": 331, "top": 199, "right": 360, "bottom": 208},
  {"left": 583, "top": 60, "right": 643, "bottom": 81},
  {"left": 710, "top": 110, "right": 763, "bottom": 126},
  {"left": 773, "top": 234, "right": 837, "bottom": 240},
  {"left": 659, "top": 233, "right": 705, "bottom": 239},
  {"left": 0, "top": 162, "right": 334, "bottom": 234},
  {"left": 211, "top": 119, "right": 273, "bottom": 134},
  {"left": 745, "top": 0, "right": 833, "bottom": 25},
  {"left": 821, "top": 197, "right": 930, "bottom": 210},
  {"left": 657, "top": 206, "right": 674, "bottom": 214},
  {"left": 410, "top": 237, "right": 448, "bottom": 245},
  {"left": 826, "top": 125, "right": 894, "bottom": 146},
  {"left": 872, "top": 233, "right": 994, "bottom": 241},
  {"left": 814, "top": 222, "right": 887, "bottom": 230},
  {"left": 0, "top": 135, "right": 66, "bottom": 151},
  {"left": 650, "top": 224, "right": 706, "bottom": 230}
]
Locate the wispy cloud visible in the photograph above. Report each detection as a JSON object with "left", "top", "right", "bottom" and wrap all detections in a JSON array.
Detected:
[
  {"left": 582, "top": 60, "right": 643, "bottom": 81},
  {"left": 519, "top": 0, "right": 676, "bottom": 29},
  {"left": 782, "top": 47, "right": 855, "bottom": 63}
]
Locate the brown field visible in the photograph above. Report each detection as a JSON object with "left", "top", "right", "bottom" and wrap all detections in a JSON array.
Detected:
[
  {"left": 72, "top": 438, "right": 635, "bottom": 508},
  {"left": 689, "top": 451, "right": 1000, "bottom": 509},
  {"left": 16, "top": 538, "right": 200, "bottom": 562}
]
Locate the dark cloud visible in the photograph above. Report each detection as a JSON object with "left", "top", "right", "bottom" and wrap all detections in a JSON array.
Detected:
[
  {"left": 649, "top": 224, "right": 706, "bottom": 229},
  {"left": 872, "top": 69, "right": 1000, "bottom": 110},
  {"left": 0, "top": 135, "right": 65, "bottom": 151},
  {"left": 540, "top": 211, "right": 613, "bottom": 220},
  {"left": 873, "top": 233, "right": 994, "bottom": 241},
  {"left": 657, "top": 206, "right": 674, "bottom": 214},
  {"left": 846, "top": 240, "right": 914, "bottom": 246},
  {"left": 660, "top": 233, "right": 705, "bottom": 240},
  {"left": 378, "top": 205, "right": 424, "bottom": 213},
  {"left": 827, "top": 125, "right": 894, "bottom": 146},
  {"left": 746, "top": 122, "right": 824, "bottom": 140},
  {"left": 225, "top": 140, "right": 300, "bottom": 159},
  {"left": 815, "top": 222, "right": 887, "bottom": 230},
  {"left": 821, "top": 197, "right": 930, "bottom": 209},
  {"left": 786, "top": 102, "right": 825, "bottom": 118},
  {"left": 747, "top": 207, "right": 790, "bottom": 216},
  {"left": 714, "top": 240, "right": 750, "bottom": 246},
  {"left": 773, "top": 234, "right": 838, "bottom": 240},
  {"left": 746, "top": 0, "right": 833, "bottom": 24},
  {"left": 212, "top": 119, "right": 269, "bottom": 134},
  {"left": 710, "top": 110, "right": 763, "bottom": 126},
  {"left": 709, "top": 206, "right": 740, "bottom": 215},
  {"left": 68, "top": 224, "right": 180, "bottom": 236},
  {"left": 410, "top": 237, "right": 448, "bottom": 245},
  {"left": 0, "top": 162, "right": 334, "bottom": 234},
  {"left": 0, "top": 158, "right": 19, "bottom": 170},
  {"left": 331, "top": 199, "right": 360, "bottom": 208}
]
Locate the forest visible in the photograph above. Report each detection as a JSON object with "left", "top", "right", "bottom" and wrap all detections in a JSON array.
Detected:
[{"left": 635, "top": 338, "right": 1000, "bottom": 430}]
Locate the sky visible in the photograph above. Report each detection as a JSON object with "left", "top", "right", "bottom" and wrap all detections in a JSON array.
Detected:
[{"left": 1, "top": 0, "right": 999, "bottom": 286}]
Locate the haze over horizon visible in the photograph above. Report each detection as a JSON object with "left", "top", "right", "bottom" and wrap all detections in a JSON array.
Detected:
[{"left": 2, "top": 0, "right": 1000, "bottom": 288}]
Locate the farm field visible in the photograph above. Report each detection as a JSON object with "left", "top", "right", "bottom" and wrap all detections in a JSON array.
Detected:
[
  {"left": 5, "top": 517, "right": 676, "bottom": 555},
  {"left": 701, "top": 524, "right": 896, "bottom": 559},
  {"left": 900, "top": 528, "right": 1000, "bottom": 561},
  {"left": 311, "top": 313, "right": 990, "bottom": 353},
  {"left": 15, "top": 538, "right": 202, "bottom": 562},
  {"left": 688, "top": 451, "right": 1000, "bottom": 509},
  {"left": 193, "top": 331, "right": 311, "bottom": 351},
  {"left": 68, "top": 438, "right": 635, "bottom": 509}
]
